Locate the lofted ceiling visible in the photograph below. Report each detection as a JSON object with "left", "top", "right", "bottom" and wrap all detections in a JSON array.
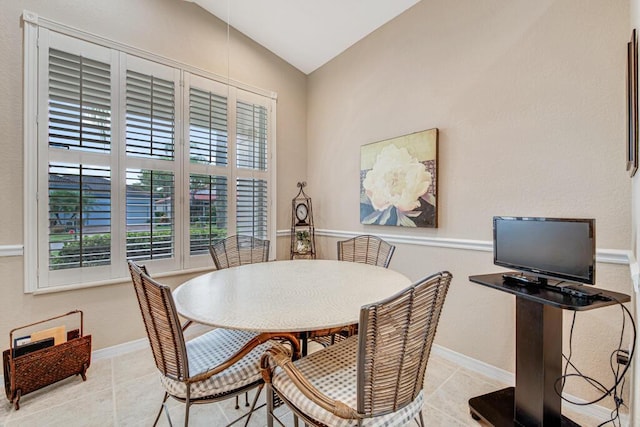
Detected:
[{"left": 187, "top": 0, "right": 420, "bottom": 74}]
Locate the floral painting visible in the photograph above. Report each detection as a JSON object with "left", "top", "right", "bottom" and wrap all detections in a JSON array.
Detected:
[{"left": 360, "top": 129, "right": 438, "bottom": 228}]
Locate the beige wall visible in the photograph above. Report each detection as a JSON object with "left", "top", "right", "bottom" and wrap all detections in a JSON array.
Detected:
[
  {"left": 307, "top": 0, "right": 632, "bottom": 404},
  {"left": 0, "top": 0, "right": 307, "bottom": 349}
]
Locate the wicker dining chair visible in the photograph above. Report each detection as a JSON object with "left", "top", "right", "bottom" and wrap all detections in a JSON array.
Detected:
[
  {"left": 209, "top": 235, "right": 270, "bottom": 270},
  {"left": 311, "top": 235, "right": 397, "bottom": 348},
  {"left": 261, "top": 271, "right": 452, "bottom": 427},
  {"left": 207, "top": 234, "right": 270, "bottom": 409},
  {"left": 127, "top": 261, "right": 299, "bottom": 427},
  {"left": 337, "top": 234, "right": 395, "bottom": 268}
]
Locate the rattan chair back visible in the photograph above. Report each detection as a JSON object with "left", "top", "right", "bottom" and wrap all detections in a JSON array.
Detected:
[
  {"left": 337, "top": 235, "right": 395, "bottom": 268},
  {"left": 357, "top": 271, "right": 451, "bottom": 416},
  {"left": 209, "top": 235, "right": 270, "bottom": 270},
  {"left": 128, "top": 260, "right": 189, "bottom": 382}
]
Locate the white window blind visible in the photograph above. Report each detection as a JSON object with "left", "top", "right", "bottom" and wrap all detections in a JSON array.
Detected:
[
  {"left": 234, "top": 96, "right": 270, "bottom": 240},
  {"left": 48, "top": 49, "right": 111, "bottom": 153},
  {"left": 189, "top": 174, "right": 228, "bottom": 255},
  {"left": 39, "top": 31, "right": 116, "bottom": 287},
  {"left": 236, "top": 101, "right": 268, "bottom": 171},
  {"left": 48, "top": 163, "right": 111, "bottom": 270},
  {"left": 125, "top": 169, "right": 175, "bottom": 261},
  {"left": 126, "top": 70, "right": 175, "bottom": 160},
  {"left": 25, "top": 21, "right": 275, "bottom": 291},
  {"left": 123, "top": 55, "right": 180, "bottom": 272},
  {"left": 236, "top": 178, "right": 268, "bottom": 239},
  {"left": 189, "top": 87, "right": 228, "bottom": 165}
]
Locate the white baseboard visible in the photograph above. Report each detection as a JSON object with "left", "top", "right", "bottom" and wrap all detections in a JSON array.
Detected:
[
  {"left": 431, "top": 344, "right": 515, "bottom": 385},
  {"left": 91, "top": 324, "right": 212, "bottom": 361},
  {"left": 432, "top": 344, "right": 629, "bottom": 426},
  {"left": 91, "top": 337, "right": 149, "bottom": 360}
]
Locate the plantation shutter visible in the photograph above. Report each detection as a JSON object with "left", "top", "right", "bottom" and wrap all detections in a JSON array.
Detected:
[
  {"left": 189, "top": 87, "right": 228, "bottom": 165},
  {"left": 126, "top": 70, "right": 175, "bottom": 159},
  {"left": 236, "top": 178, "right": 268, "bottom": 239},
  {"left": 235, "top": 98, "right": 269, "bottom": 239},
  {"left": 39, "top": 32, "right": 116, "bottom": 288},
  {"left": 125, "top": 169, "right": 175, "bottom": 261},
  {"left": 48, "top": 49, "right": 111, "bottom": 153},
  {"left": 189, "top": 174, "right": 228, "bottom": 254},
  {"left": 188, "top": 84, "right": 229, "bottom": 254},
  {"left": 124, "top": 57, "right": 179, "bottom": 266},
  {"left": 236, "top": 101, "right": 268, "bottom": 171},
  {"left": 28, "top": 25, "right": 275, "bottom": 290},
  {"left": 48, "top": 163, "right": 111, "bottom": 270}
]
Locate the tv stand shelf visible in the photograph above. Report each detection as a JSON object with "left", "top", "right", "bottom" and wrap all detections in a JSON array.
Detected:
[
  {"left": 471, "top": 273, "right": 628, "bottom": 311},
  {"left": 468, "top": 273, "right": 629, "bottom": 426}
]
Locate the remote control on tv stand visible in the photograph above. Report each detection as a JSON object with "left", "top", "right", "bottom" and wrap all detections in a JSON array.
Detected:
[
  {"left": 556, "top": 284, "right": 604, "bottom": 299},
  {"left": 502, "top": 273, "right": 541, "bottom": 286}
]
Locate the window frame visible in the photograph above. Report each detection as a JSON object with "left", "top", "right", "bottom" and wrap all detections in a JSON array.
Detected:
[{"left": 23, "top": 11, "right": 277, "bottom": 293}]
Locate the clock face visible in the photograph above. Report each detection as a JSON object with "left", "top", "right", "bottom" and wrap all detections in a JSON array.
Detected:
[{"left": 296, "top": 203, "right": 308, "bottom": 222}]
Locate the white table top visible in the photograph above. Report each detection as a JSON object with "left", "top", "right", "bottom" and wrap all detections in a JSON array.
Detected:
[{"left": 173, "top": 259, "right": 412, "bottom": 333}]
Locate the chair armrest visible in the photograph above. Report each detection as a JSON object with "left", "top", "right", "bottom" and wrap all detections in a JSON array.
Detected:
[
  {"left": 260, "top": 345, "right": 360, "bottom": 420},
  {"left": 189, "top": 332, "right": 300, "bottom": 383}
]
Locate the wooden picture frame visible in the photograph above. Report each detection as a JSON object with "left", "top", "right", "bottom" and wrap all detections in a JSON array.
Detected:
[{"left": 627, "top": 29, "right": 638, "bottom": 177}]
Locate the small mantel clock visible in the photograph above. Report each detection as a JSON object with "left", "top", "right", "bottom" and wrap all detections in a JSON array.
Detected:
[{"left": 290, "top": 182, "right": 316, "bottom": 259}]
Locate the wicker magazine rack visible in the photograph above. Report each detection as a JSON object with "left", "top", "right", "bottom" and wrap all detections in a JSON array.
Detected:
[{"left": 3, "top": 310, "right": 91, "bottom": 410}]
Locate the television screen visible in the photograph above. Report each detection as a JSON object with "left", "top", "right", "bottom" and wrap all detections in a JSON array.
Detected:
[{"left": 493, "top": 217, "right": 595, "bottom": 285}]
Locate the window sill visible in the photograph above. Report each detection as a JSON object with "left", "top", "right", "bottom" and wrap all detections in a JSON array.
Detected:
[{"left": 31, "top": 265, "right": 216, "bottom": 295}]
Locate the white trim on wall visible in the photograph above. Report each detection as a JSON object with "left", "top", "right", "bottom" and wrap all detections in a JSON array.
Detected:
[
  {"left": 0, "top": 245, "right": 24, "bottom": 257},
  {"left": 277, "top": 229, "right": 633, "bottom": 265},
  {"left": 4, "top": 230, "right": 633, "bottom": 266},
  {"left": 23, "top": 12, "right": 39, "bottom": 296}
]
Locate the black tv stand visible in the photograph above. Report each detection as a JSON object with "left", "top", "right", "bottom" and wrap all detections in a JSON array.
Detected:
[{"left": 468, "top": 273, "right": 630, "bottom": 426}]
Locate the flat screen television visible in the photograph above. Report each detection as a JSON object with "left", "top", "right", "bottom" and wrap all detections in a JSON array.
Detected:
[{"left": 493, "top": 216, "right": 595, "bottom": 285}]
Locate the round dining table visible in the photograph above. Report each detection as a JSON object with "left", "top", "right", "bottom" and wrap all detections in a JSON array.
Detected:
[{"left": 173, "top": 259, "right": 412, "bottom": 336}]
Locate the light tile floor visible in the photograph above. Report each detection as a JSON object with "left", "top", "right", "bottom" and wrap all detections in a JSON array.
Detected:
[{"left": 0, "top": 345, "right": 606, "bottom": 426}]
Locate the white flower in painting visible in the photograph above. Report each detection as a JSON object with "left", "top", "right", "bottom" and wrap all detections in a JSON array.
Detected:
[{"left": 363, "top": 144, "right": 431, "bottom": 212}]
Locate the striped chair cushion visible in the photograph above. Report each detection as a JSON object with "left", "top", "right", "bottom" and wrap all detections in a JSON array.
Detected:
[
  {"left": 272, "top": 336, "right": 424, "bottom": 427},
  {"left": 161, "top": 328, "right": 273, "bottom": 399}
]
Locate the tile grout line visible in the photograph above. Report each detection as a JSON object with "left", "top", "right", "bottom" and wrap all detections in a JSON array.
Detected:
[
  {"left": 423, "top": 401, "right": 475, "bottom": 427},
  {"left": 111, "top": 357, "right": 118, "bottom": 426},
  {"left": 1, "top": 358, "right": 118, "bottom": 425},
  {"left": 4, "top": 388, "right": 86, "bottom": 425},
  {"left": 424, "top": 365, "right": 461, "bottom": 400}
]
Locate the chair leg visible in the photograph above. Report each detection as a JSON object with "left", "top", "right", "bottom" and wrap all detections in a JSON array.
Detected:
[
  {"left": 266, "top": 384, "right": 274, "bottom": 427},
  {"left": 417, "top": 410, "right": 425, "bottom": 427},
  {"left": 153, "top": 392, "right": 170, "bottom": 427},
  {"left": 242, "top": 385, "right": 263, "bottom": 427},
  {"left": 232, "top": 392, "right": 248, "bottom": 411},
  {"left": 225, "top": 386, "right": 265, "bottom": 427},
  {"left": 184, "top": 388, "right": 191, "bottom": 427}
]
